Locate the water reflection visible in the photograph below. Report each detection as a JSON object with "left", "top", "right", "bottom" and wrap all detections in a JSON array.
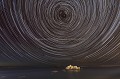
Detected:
[
  {"left": 0, "top": 68, "right": 120, "bottom": 79},
  {"left": 66, "top": 69, "right": 80, "bottom": 73}
]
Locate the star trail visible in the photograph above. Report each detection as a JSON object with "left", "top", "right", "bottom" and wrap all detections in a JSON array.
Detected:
[{"left": 0, "top": 0, "right": 120, "bottom": 67}]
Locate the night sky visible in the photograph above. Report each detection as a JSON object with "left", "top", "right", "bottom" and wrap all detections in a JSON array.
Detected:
[{"left": 0, "top": 0, "right": 120, "bottom": 67}]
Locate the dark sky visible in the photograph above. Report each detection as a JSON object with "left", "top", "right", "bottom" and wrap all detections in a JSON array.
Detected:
[{"left": 0, "top": 0, "right": 120, "bottom": 67}]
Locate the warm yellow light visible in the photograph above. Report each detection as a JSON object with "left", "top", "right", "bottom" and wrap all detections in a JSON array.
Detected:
[{"left": 66, "top": 65, "right": 80, "bottom": 70}]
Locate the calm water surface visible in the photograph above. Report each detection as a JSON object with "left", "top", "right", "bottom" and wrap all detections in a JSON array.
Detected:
[{"left": 0, "top": 68, "right": 120, "bottom": 79}]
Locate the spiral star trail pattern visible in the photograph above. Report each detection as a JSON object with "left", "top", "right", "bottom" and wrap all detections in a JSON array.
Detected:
[{"left": 0, "top": 0, "right": 120, "bottom": 67}]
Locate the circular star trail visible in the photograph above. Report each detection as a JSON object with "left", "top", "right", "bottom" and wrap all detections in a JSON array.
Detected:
[{"left": 0, "top": 0, "right": 120, "bottom": 67}]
